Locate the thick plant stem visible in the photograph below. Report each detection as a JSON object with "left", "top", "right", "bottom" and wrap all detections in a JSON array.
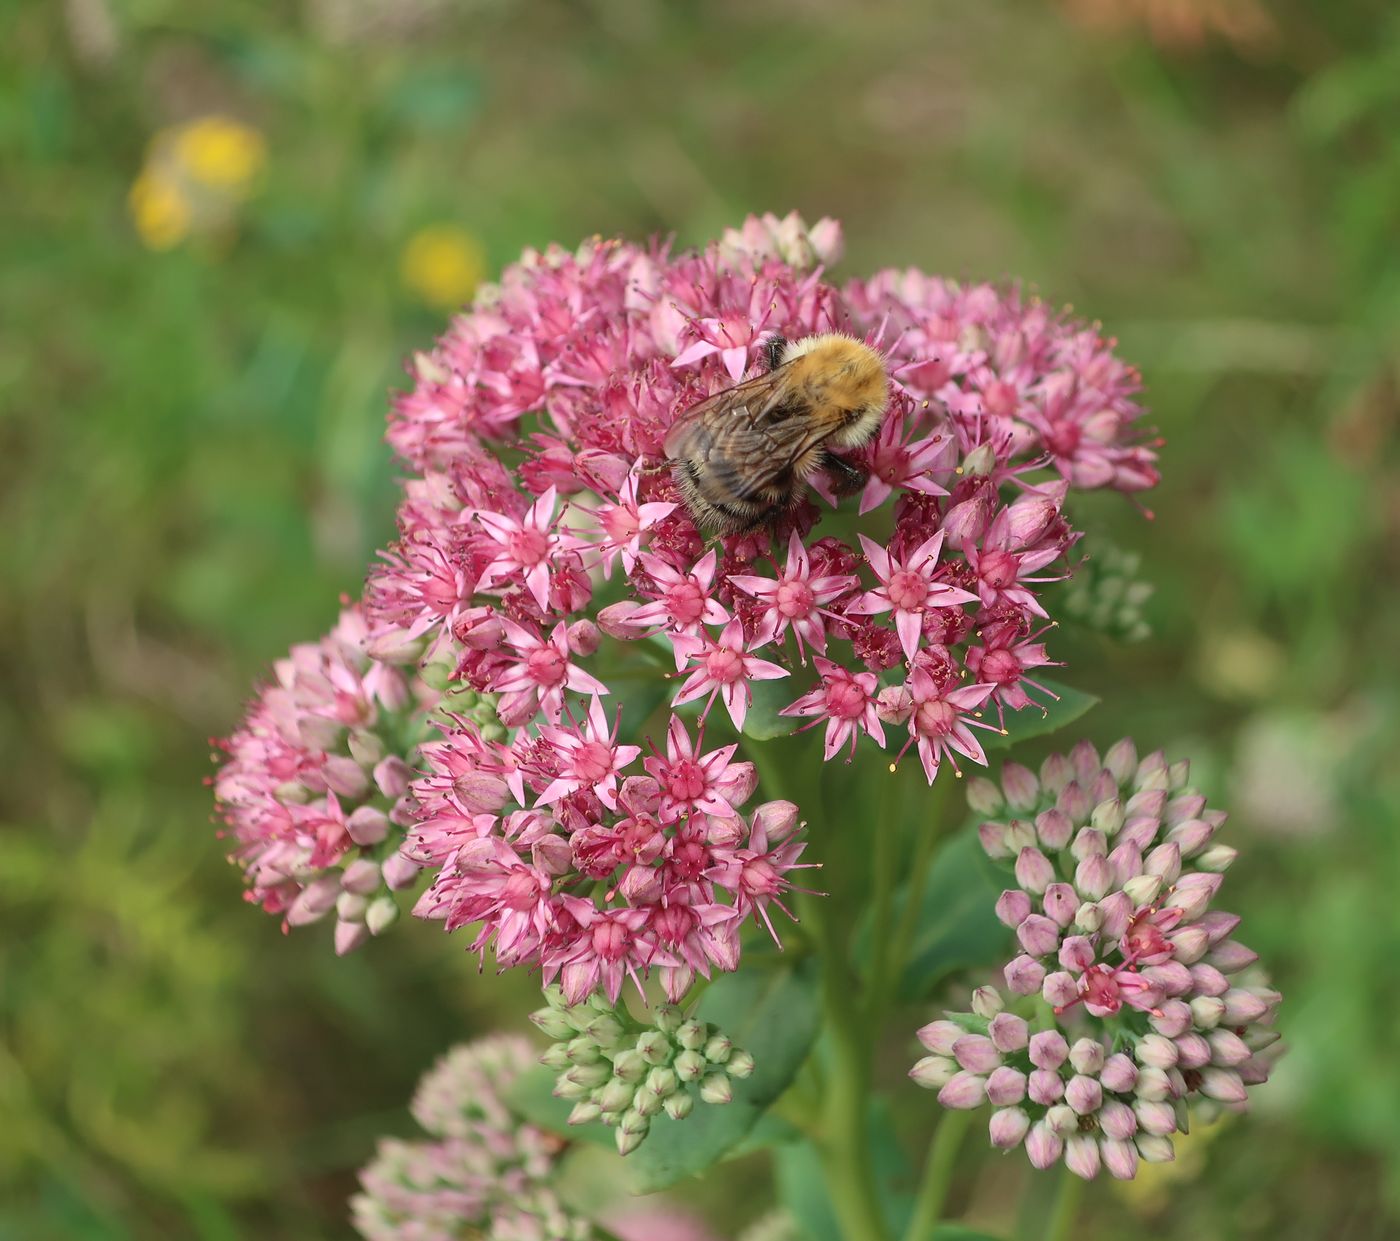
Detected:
[
  {"left": 806, "top": 897, "right": 891, "bottom": 1241},
  {"left": 864, "top": 769, "right": 901, "bottom": 1016},
  {"left": 1043, "top": 1166, "right": 1085, "bottom": 1241},
  {"left": 902, "top": 1108, "right": 972, "bottom": 1241}
]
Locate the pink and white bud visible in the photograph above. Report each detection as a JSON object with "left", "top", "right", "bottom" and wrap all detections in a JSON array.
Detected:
[
  {"left": 1190, "top": 963, "right": 1230, "bottom": 997},
  {"left": 1100, "top": 1054, "right": 1138, "bottom": 1094},
  {"left": 971, "top": 986, "right": 1005, "bottom": 1018},
  {"left": 1220, "top": 989, "right": 1269, "bottom": 1025},
  {"left": 1018, "top": 914, "right": 1062, "bottom": 958},
  {"left": 1029, "top": 1030, "right": 1070, "bottom": 1070},
  {"left": 986, "top": 1066, "right": 1028, "bottom": 1106},
  {"left": 374, "top": 756, "right": 413, "bottom": 799},
  {"left": 1069, "top": 1038, "right": 1106, "bottom": 1075},
  {"left": 1039, "top": 753, "right": 1073, "bottom": 795},
  {"left": 1015, "top": 847, "right": 1055, "bottom": 895},
  {"left": 334, "top": 918, "right": 370, "bottom": 956},
  {"left": 1165, "top": 817, "right": 1215, "bottom": 856},
  {"left": 966, "top": 777, "right": 1004, "bottom": 816},
  {"left": 1197, "top": 909, "right": 1242, "bottom": 945},
  {"left": 1174, "top": 1032, "right": 1212, "bottom": 1069},
  {"left": 1045, "top": 1104, "right": 1079, "bottom": 1138},
  {"left": 1199, "top": 1067, "right": 1247, "bottom": 1104},
  {"left": 1163, "top": 872, "right": 1222, "bottom": 921},
  {"left": 953, "top": 1035, "right": 1002, "bottom": 1074},
  {"left": 1004, "top": 955, "right": 1047, "bottom": 995},
  {"left": 1057, "top": 781, "right": 1092, "bottom": 824},
  {"left": 365, "top": 896, "right": 399, "bottom": 936},
  {"left": 996, "top": 889, "right": 1033, "bottom": 928},
  {"left": 565, "top": 619, "right": 601, "bottom": 656},
  {"left": 1106, "top": 841, "right": 1143, "bottom": 887},
  {"left": 1035, "top": 808, "right": 1073, "bottom": 850},
  {"left": 1197, "top": 844, "right": 1239, "bottom": 873},
  {"left": 1167, "top": 926, "right": 1210, "bottom": 965},
  {"left": 1066, "top": 1075, "right": 1103, "bottom": 1116},
  {"left": 1104, "top": 737, "right": 1138, "bottom": 783},
  {"left": 346, "top": 805, "right": 390, "bottom": 846},
  {"left": 1070, "top": 827, "right": 1106, "bottom": 861},
  {"left": 1074, "top": 901, "right": 1104, "bottom": 934},
  {"left": 1102, "top": 1137, "right": 1139, "bottom": 1181},
  {"left": 323, "top": 756, "right": 370, "bottom": 800},
  {"left": 1043, "top": 883, "right": 1078, "bottom": 928},
  {"left": 1065, "top": 1133, "right": 1102, "bottom": 1180},
  {"left": 1190, "top": 996, "right": 1226, "bottom": 1029},
  {"left": 1136, "top": 1034, "right": 1179, "bottom": 1070},
  {"left": 1150, "top": 1000, "right": 1193, "bottom": 1039},
  {"left": 916, "top": 1020, "right": 962, "bottom": 1056},
  {"left": 1001, "top": 762, "right": 1040, "bottom": 811},
  {"left": 1099, "top": 1099, "right": 1137, "bottom": 1141},
  {"left": 989, "top": 1012, "right": 1029, "bottom": 1053},
  {"left": 1133, "top": 1098, "right": 1177, "bottom": 1136},
  {"left": 1121, "top": 874, "right": 1162, "bottom": 907},
  {"left": 1058, "top": 936, "right": 1095, "bottom": 972},
  {"left": 1028, "top": 1069, "right": 1065, "bottom": 1105},
  {"left": 1003, "top": 486, "right": 1062, "bottom": 547},
  {"left": 1026, "top": 1120, "right": 1064, "bottom": 1169},
  {"left": 989, "top": 1106, "right": 1032, "bottom": 1149},
  {"left": 381, "top": 851, "right": 423, "bottom": 890},
  {"left": 1133, "top": 1066, "right": 1172, "bottom": 1102},
  {"left": 1208, "top": 940, "right": 1260, "bottom": 973},
  {"left": 1207, "top": 1029, "right": 1252, "bottom": 1067},
  {"left": 937, "top": 1072, "right": 987, "bottom": 1110},
  {"left": 979, "top": 821, "right": 1014, "bottom": 859},
  {"left": 1090, "top": 799, "right": 1125, "bottom": 837},
  {"left": 752, "top": 800, "right": 800, "bottom": 841},
  {"left": 1042, "top": 971, "right": 1079, "bottom": 1008},
  {"left": 1143, "top": 842, "right": 1181, "bottom": 883},
  {"left": 1136, "top": 1134, "right": 1176, "bottom": 1164},
  {"left": 341, "top": 858, "right": 382, "bottom": 895},
  {"left": 910, "top": 1056, "right": 958, "bottom": 1090}
]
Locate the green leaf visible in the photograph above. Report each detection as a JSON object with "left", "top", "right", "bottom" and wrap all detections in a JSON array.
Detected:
[
  {"left": 893, "top": 830, "right": 1010, "bottom": 1002},
  {"left": 984, "top": 677, "right": 1098, "bottom": 752},
  {"left": 626, "top": 959, "right": 821, "bottom": 1192},
  {"left": 741, "top": 676, "right": 803, "bottom": 741},
  {"left": 505, "top": 1065, "right": 615, "bottom": 1150}
]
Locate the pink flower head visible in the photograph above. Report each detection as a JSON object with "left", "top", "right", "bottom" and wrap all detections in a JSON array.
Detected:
[
  {"left": 644, "top": 714, "right": 756, "bottom": 824},
  {"left": 474, "top": 486, "right": 575, "bottom": 612},
  {"left": 781, "top": 657, "right": 886, "bottom": 761},
  {"left": 849, "top": 532, "right": 979, "bottom": 661},
  {"left": 672, "top": 619, "right": 789, "bottom": 731},
  {"left": 535, "top": 696, "right": 642, "bottom": 810},
  {"left": 729, "top": 530, "right": 860, "bottom": 662},
  {"left": 490, "top": 620, "right": 609, "bottom": 723},
  {"left": 584, "top": 466, "right": 677, "bottom": 578}
]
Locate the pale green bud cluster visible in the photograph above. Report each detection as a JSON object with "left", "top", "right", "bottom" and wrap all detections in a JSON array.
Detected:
[
  {"left": 530, "top": 987, "right": 755, "bottom": 1156},
  {"left": 428, "top": 676, "right": 507, "bottom": 742},
  {"left": 1057, "top": 541, "right": 1153, "bottom": 643}
]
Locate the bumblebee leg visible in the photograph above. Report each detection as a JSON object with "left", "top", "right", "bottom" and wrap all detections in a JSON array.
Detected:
[
  {"left": 763, "top": 334, "right": 789, "bottom": 372},
  {"left": 821, "top": 450, "right": 869, "bottom": 497}
]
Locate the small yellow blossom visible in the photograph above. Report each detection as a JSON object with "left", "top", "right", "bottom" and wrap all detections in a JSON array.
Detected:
[
  {"left": 127, "top": 169, "right": 191, "bottom": 250},
  {"left": 173, "top": 116, "right": 267, "bottom": 195},
  {"left": 400, "top": 225, "right": 488, "bottom": 311}
]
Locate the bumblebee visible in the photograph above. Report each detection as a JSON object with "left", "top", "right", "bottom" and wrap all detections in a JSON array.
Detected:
[{"left": 662, "top": 333, "right": 889, "bottom": 534}]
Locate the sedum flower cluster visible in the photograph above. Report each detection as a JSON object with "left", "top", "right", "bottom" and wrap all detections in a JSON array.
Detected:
[
  {"left": 216, "top": 213, "right": 1159, "bottom": 1001},
  {"left": 531, "top": 985, "right": 754, "bottom": 1156},
  {"left": 911, "top": 739, "right": 1282, "bottom": 1179},
  {"left": 350, "top": 1036, "right": 593, "bottom": 1241}
]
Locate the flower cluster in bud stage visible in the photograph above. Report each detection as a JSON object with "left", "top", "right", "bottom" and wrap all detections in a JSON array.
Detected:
[
  {"left": 531, "top": 985, "right": 754, "bottom": 1156},
  {"left": 1054, "top": 539, "right": 1154, "bottom": 643},
  {"left": 351, "top": 1036, "right": 594, "bottom": 1241},
  {"left": 911, "top": 739, "right": 1282, "bottom": 1179},
  {"left": 213, "top": 607, "right": 435, "bottom": 954}
]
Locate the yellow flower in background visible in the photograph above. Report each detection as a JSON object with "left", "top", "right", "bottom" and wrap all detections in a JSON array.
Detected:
[
  {"left": 128, "top": 114, "right": 266, "bottom": 251},
  {"left": 400, "top": 225, "right": 487, "bottom": 310},
  {"left": 127, "top": 169, "right": 191, "bottom": 251},
  {"left": 172, "top": 115, "right": 267, "bottom": 195}
]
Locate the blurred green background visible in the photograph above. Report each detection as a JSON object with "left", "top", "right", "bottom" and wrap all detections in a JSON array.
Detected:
[{"left": 2, "top": 0, "right": 1398, "bottom": 1237}]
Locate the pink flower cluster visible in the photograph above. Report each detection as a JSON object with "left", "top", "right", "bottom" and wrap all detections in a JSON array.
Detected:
[
  {"left": 218, "top": 216, "right": 1159, "bottom": 993},
  {"left": 350, "top": 1035, "right": 594, "bottom": 1240},
  {"left": 213, "top": 607, "right": 432, "bottom": 952},
  {"left": 911, "top": 739, "right": 1282, "bottom": 1179},
  {"left": 410, "top": 704, "right": 811, "bottom": 1004}
]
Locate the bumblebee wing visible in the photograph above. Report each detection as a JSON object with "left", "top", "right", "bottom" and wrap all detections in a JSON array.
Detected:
[{"left": 663, "top": 370, "right": 831, "bottom": 502}]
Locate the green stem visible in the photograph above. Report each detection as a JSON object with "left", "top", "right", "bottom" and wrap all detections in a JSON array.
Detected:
[
  {"left": 901, "top": 1109, "right": 972, "bottom": 1241},
  {"left": 802, "top": 894, "right": 890, "bottom": 1241},
  {"left": 1043, "top": 1166, "right": 1085, "bottom": 1241},
  {"left": 864, "top": 767, "right": 901, "bottom": 1016},
  {"left": 886, "top": 774, "right": 953, "bottom": 1001}
]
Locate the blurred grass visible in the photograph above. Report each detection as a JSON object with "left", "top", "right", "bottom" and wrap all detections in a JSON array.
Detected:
[{"left": 1, "top": 0, "right": 1398, "bottom": 1237}]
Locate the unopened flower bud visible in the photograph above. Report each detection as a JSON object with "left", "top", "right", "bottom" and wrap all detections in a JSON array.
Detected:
[
  {"left": 676, "top": 1019, "right": 708, "bottom": 1051},
  {"left": 346, "top": 806, "right": 390, "bottom": 846},
  {"left": 725, "top": 1049, "right": 755, "bottom": 1079},
  {"left": 333, "top": 919, "right": 370, "bottom": 956},
  {"left": 568, "top": 1100, "right": 603, "bottom": 1126},
  {"left": 995, "top": 889, "right": 1033, "bottom": 928},
  {"left": 1042, "top": 971, "right": 1078, "bottom": 1008},
  {"left": 1091, "top": 798, "right": 1125, "bottom": 836},
  {"left": 636, "top": 1030, "right": 672, "bottom": 1065},
  {"left": 1103, "top": 1137, "right": 1139, "bottom": 1181},
  {"left": 1035, "top": 809, "right": 1073, "bottom": 850},
  {"left": 1136, "top": 1134, "right": 1176, "bottom": 1163},
  {"left": 989, "top": 1013, "right": 1029, "bottom": 1053},
  {"left": 989, "top": 1106, "right": 1031, "bottom": 1149},
  {"left": 1065, "top": 1133, "right": 1101, "bottom": 1180},
  {"left": 1026, "top": 1120, "right": 1064, "bottom": 1169},
  {"left": 615, "top": 1111, "right": 649, "bottom": 1155},
  {"left": 336, "top": 892, "right": 368, "bottom": 922},
  {"left": 1003, "top": 954, "right": 1046, "bottom": 995},
  {"left": 365, "top": 896, "right": 398, "bottom": 936},
  {"left": 1196, "top": 844, "right": 1238, "bottom": 873},
  {"left": 971, "top": 986, "right": 1004, "bottom": 1018},
  {"left": 966, "top": 777, "right": 1004, "bottom": 816},
  {"left": 1001, "top": 762, "right": 1040, "bottom": 810},
  {"left": 910, "top": 1056, "right": 958, "bottom": 1089},
  {"left": 699, "top": 1072, "right": 733, "bottom": 1105},
  {"left": 673, "top": 1049, "right": 707, "bottom": 1082},
  {"left": 596, "top": 1080, "right": 636, "bottom": 1114},
  {"left": 1074, "top": 901, "right": 1104, "bottom": 933},
  {"left": 563, "top": 1062, "right": 612, "bottom": 1091},
  {"left": 937, "top": 1072, "right": 986, "bottom": 1110},
  {"left": 1015, "top": 847, "right": 1054, "bottom": 895},
  {"left": 380, "top": 851, "right": 421, "bottom": 891},
  {"left": 1122, "top": 874, "right": 1163, "bottom": 906},
  {"left": 530, "top": 1008, "right": 575, "bottom": 1041},
  {"left": 663, "top": 1090, "right": 694, "bottom": 1121}
]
